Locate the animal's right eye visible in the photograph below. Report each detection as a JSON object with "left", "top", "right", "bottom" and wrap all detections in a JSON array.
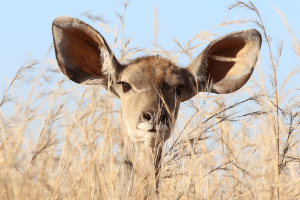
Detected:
[
  {"left": 175, "top": 84, "right": 186, "bottom": 96},
  {"left": 118, "top": 82, "right": 132, "bottom": 93}
]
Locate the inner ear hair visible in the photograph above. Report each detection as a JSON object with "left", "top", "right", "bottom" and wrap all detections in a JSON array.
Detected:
[
  {"left": 52, "top": 16, "right": 123, "bottom": 97},
  {"left": 186, "top": 28, "right": 262, "bottom": 95}
]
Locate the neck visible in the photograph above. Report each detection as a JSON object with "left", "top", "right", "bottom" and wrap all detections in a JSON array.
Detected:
[{"left": 116, "top": 133, "right": 162, "bottom": 199}]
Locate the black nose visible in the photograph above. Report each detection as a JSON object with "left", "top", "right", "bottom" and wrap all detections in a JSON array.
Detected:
[{"left": 142, "top": 112, "right": 153, "bottom": 121}]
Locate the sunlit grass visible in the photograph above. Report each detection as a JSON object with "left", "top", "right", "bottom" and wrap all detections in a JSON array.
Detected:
[{"left": 1, "top": 1, "right": 300, "bottom": 199}]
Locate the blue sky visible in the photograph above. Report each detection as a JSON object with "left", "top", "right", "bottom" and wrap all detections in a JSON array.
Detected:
[{"left": 0, "top": 0, "right": 300, "bottom": 108}]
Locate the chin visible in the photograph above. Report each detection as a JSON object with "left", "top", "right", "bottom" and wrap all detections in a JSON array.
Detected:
[
  {"left": 126, "top": 121, "right": 173, "bottom": 145},
  {"left": 136, "top": 129, "right": 172, "bottom": 147}
]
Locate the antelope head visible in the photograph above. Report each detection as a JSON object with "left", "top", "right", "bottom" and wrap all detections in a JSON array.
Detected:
[{"left": 52, "top": 16, "right": 261, "bottom": 148}]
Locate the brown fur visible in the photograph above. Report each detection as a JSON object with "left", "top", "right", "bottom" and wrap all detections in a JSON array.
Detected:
[{"left": 52, "top": 16, "right": 262, "bottom": 199}]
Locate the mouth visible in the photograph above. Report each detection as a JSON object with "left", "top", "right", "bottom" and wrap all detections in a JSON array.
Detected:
[
  {"left": 137, "top": 123, "right": 171, "bottom": 133},
  {"left": 148, "top": 128, "right": 156, "bottom": 133},
  {"left": 127, "top": 122, "right": 172, "bottom": 144}
]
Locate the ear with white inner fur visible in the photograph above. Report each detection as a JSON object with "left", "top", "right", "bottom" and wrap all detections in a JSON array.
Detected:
[
  {"left": 52, "top": 16, "right": 122, "bottom": 96},
  {"left": 185, "top": 28, "right": 262, "bottom": 98}
]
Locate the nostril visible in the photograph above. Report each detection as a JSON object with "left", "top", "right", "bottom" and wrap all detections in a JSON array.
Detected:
[{"left": 142, "top": 112, "right": 152, "bottom": 121}]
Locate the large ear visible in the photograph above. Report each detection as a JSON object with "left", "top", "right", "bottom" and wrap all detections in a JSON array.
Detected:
[
  {"left": 52, "top": 16, "right": 122, "bottom": 95},
  {"left": 186, "top": 28, "right": 261, "bottom": 96}
]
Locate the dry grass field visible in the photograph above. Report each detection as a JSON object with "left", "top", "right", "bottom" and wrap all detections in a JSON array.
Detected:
[{"left": 1, "top": 1, "right": 300, "bottom": 199}]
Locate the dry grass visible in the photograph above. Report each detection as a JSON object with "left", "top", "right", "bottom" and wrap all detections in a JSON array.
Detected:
[{"left": 1, "top": 1, "right": 300, "bottom": 199}]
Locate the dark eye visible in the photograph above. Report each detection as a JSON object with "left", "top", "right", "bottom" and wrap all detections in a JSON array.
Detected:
[
  {"left": 119, "top": 82, "right": 132, "bottom": 93},
  {"left": 175, "top": 85, "right": 185, "bottom": 96}
]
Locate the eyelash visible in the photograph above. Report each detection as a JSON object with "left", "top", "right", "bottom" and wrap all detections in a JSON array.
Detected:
[{"left": 117, "top": 81, "right": 132, "bottom": 93}]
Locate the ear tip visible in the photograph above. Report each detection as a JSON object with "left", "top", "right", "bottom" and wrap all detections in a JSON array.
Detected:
[
  {"left": 246, "top": 28, "right": 260, "bottom": 34},
  {"left": 52, "top": 16, "right": 75, "bottom": 28},
  {"left": 53, "top": 15, "right": 72, "bottom": 22},
  {"left": 245, "top": 28, "right": 262, "bottom": 47}
]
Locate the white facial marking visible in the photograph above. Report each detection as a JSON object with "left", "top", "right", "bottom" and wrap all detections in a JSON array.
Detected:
[
  {"left": 126, "top": 115, "right": 172, "bottom": 144},
  {"left": 135, "top": 88, "right": 149, "bottom": 93},
  {"left": 138, "top": 122, "right": 170, "bottom": 132},
  {"left": 138, "top": 122, "right": 153, "bottom": 131},
  {"left": 126, "top": 121, "right": 144, "bottom": 142}
]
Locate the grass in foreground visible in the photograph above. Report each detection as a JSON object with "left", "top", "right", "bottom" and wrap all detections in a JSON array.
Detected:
[{"left": 1, "top": 1, "right": 300, "bottom": 199}]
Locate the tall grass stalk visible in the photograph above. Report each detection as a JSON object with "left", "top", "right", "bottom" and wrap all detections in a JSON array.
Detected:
[{"left": 1, "top": 1, "right": 300, "bottom": 199}]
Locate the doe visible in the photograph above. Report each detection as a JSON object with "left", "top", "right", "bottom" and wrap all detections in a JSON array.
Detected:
[{"left": 52, "top": 16, "right": 261, "bottom": 199}]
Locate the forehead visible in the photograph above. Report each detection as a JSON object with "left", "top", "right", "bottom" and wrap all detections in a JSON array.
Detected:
[{"left": 121, "top": 56, "right": 185, "bottom": 89}]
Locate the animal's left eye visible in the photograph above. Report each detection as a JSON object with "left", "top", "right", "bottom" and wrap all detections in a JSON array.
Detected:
[
  {"left": 175, "top": 85, "right": 186, "bottom": 96},
  {"left": 117, "top": 82, "right": 132, "bottom": 93}
]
